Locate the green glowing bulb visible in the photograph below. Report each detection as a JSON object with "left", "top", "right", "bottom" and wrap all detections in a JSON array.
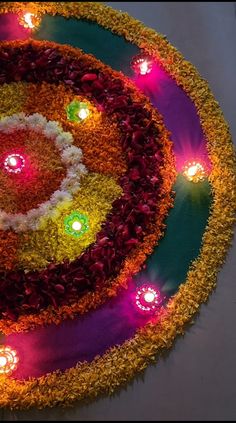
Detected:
[
  {"left": 66, "top": 100, "right": 90, "bottom": 123},
  {"left": 64, "top": 211, "right": 89, "bottom": 238}
]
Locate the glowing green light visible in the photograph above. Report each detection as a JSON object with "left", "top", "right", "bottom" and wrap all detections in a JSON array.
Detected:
[
  {"left": 66, "top": 100, "right": 90, "bottom": 123},
  {"left": 64, "top": 211, "right": 89, "bottom": 238}
]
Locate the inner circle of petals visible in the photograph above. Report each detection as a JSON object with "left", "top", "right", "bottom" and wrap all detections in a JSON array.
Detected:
[{"left": 0, "top": 113, "right": 87, "bottom": 232}]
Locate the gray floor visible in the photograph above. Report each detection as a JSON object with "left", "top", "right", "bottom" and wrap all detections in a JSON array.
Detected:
[{"left": 1, "top": 2, "right": 236, "bottom": 421}]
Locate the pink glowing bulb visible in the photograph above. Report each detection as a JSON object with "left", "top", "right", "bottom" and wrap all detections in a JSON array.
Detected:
[
  {"left": 135, "top": 285, "right": 161, "bottom": 313},
  {"left": 144, "top": 291, "right": 155, "bottom": 303},
  {"left": 131, "top": 54, "right": 153, "bottom": 76},
  {"left": 4, "top": 154, "right": 25, "bottom": 174},
  {"left": 0, "top": 346, "right": 18, "bottom": 375}
]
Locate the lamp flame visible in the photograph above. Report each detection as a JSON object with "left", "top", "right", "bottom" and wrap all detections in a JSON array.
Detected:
[
  {"left": 0, "top": 346, "right": 18, "bottom": 375},
  {"left": 182, "top": 160, "right": 207, "bottom": 183}
]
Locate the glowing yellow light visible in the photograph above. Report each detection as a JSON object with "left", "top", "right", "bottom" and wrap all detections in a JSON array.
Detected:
[
  {"left": 0, "top": 356, "right": 7, "bottom": 367},
  {"left": 187, "top": 165, "right": 198, "bottom": 177},
  {"left": 19, "top": 12, "right": 41, "bottom": 30},
  {"left": 0, "top": 346, "right": 18, "bottom": 375},
  {"left": 78, "top": 108, "right": 90, "bottom": 121},
  {"left": 24, "top": 12, "right": 35, "bottom": 29},
  {"left": 144, "top": 292, "right": 155, "bottom": 303},
  {"left": 183, "top": 161, "right": 207, "bottom": 183},
  {"left": 72, "top": 221, "right": 82, "bottom": 231}
]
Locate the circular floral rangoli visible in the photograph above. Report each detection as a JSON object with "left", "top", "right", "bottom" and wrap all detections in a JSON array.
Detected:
[{"left": 0, "top": 2, "right": 235, "bottom": 410}]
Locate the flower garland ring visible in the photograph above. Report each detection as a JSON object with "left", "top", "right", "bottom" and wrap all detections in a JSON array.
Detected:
[{"left": 0, "top": 112, "right": 87, "bottom": 232}]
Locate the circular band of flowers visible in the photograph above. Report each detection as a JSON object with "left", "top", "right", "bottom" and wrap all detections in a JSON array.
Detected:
[
  {"left": 0, "top": 112, "right": 87, "bottom": 232},
  {"left": 0, "top": 40, "right": 175, "bottom": 326},
  {"left": 0, "top": 2, "right": 235, "bottom": 411}
]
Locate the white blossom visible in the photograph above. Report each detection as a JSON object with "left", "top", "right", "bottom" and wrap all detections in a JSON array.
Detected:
[{"left": 61, "top": 146, "right": 83, "bottom": 165}]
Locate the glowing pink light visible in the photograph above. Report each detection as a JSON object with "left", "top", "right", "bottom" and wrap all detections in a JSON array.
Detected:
[
  {"left": 0, "top": 345, "right": 18, "bottom": 375},
  {"left": 131, "top": 54, "right": 153, "bottom": 76},
  {"left": 4, "top": 154, "right": 25, "bottom": 174},
  {"left": 135, "top": 285, "right": 161, "bottom": 313}
]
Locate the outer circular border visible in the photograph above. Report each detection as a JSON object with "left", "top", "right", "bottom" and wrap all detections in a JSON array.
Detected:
[{"left": 0, "top": 2, "right": 235, "bottom": 410}]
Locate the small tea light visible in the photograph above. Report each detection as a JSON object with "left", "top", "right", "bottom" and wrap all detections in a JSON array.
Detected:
[
  {"left": 77, "top": 107, "right": 90, "bottom": 121},
  {"left": 66, "top": 100, "right": 90, "bottom": 123},
  {"left": 135, "top": 285, "right": 161, "bottom": 313},
  {"left": 19, "top": 12, "right": 41, "bottom": 30},
  {"left": 183, "top": 161, "right": 207, "bottom": 183},
  {"left": 64, "top": 211, "right": 89, "bottom": 238},
  {"left": 131, "top": 53, "right": 153, "bottom": 76},
  {"left": 71, "top": 220, "right": 82, "bottom": 232},
  {"left": 4, "top": 154, "right": 25, "bottom": 174},
  {"left": 0, "top": 356, "right": 7, "bottom": 367},
  {"left": 143, "top": 291, "right": 156, "bottom": 303},
  {"left": 0, "top": 346, "right": 18, "bottom": 375}
]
